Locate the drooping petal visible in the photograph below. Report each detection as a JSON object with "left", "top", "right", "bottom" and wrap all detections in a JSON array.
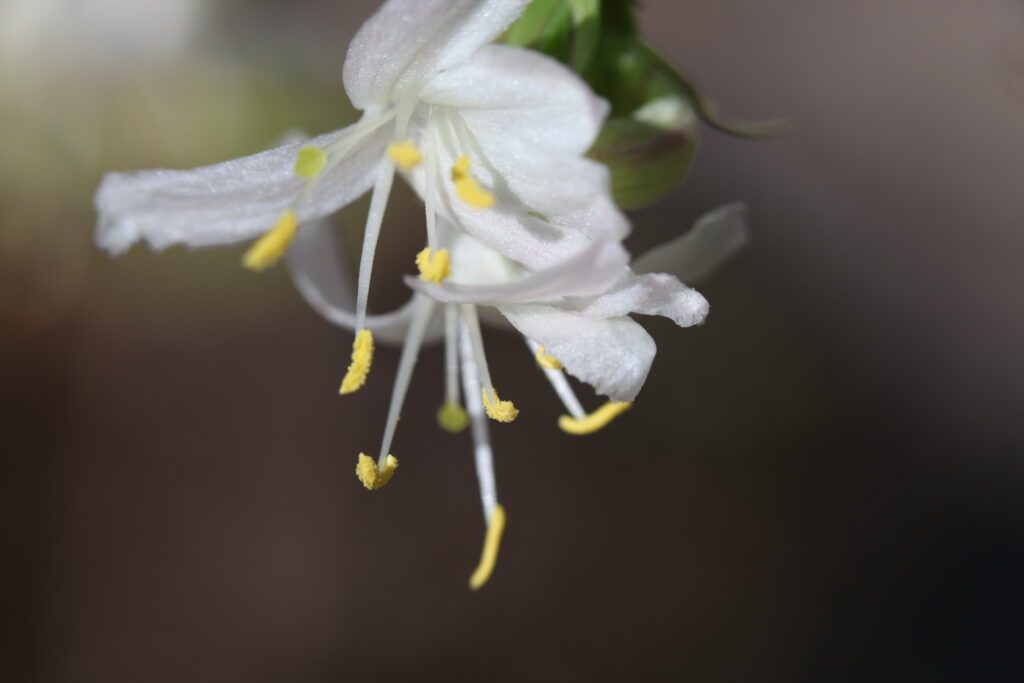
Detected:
[
  {"left": 441, "top": 187, "right": 598, "bottom": 270},
  {"left": 498, "top": 304, "right": 656, "bottom": 403},
  {"left": 343, "top": 0, "right": 529, "bottom": 109},
  {"left": 287, "top": 217, "right": 433, "bottom": 346},
  {"left": 408, "top": 238, "right": 629, "bottom": 305},
  {"left": 94, "top": 122, "right": 390, "bottom": 255},
  {"left": 633, "top": 203, "right": 749, "bottom": 283},
  {"left": 570, "top": 273, "right": 710, "bottom": 328},
  {"left": 420, "top": 44, "right": 608, "bottom": 156},
  {"left": 402, "top": 114, "right": 628, "bottom": 269}
]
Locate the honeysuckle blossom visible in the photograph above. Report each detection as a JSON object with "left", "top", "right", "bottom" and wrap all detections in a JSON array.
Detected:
[
  {"left": 288, "top": 204, "right": 747, "bottom": 586},
  {"left": 92, "top": 0, "right": 747, "bottom": 588}
]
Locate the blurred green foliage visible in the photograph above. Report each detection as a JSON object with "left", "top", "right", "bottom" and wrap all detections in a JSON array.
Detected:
[{"left": 505, "top": 0, "right": 787, "bottom": 210}]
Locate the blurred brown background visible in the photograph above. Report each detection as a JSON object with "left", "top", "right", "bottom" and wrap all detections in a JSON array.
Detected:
[{"left": 4, "top": 1, "right": 1024, "bottom": 681}]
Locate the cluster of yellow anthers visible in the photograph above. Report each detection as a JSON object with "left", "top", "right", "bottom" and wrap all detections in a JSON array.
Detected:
[{"left": 240, "top": 136, "right": 631, "bottom": 588}]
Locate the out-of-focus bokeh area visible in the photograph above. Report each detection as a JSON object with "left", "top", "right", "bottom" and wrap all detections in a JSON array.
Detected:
[{"left": 4, "top": 0, "right": 1024, "bottom": 680}]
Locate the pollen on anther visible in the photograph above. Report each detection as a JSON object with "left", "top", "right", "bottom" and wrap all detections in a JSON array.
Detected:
[
  {"left": 388, "top": 141, "right": 423, "bottom": 170},
  {"left": 535, "top": 346, "right": 563, "bottom": 371},
  {"left": 482, "top": 388, "right": 518, "bottom": 423},
  {"left": 242, "top": 209, "right": 299, "bottom": 271},
  {"left": 340, "top": 330, "right": 375, "bottom": 395},
  {"left": 469, "top": 505, "right": 507, "bottom": 590},
  {"left": 416, "top": 247, "right": 451, "bottom": 283},
  {"left": 559, "top": 402, "right": 632, "bottom": 435},
  {"left": 451, "top": 156, "right": 495, "bottom": 209},
  {"left": 356, "top": 453, "right": 398, "bottom": 490}
]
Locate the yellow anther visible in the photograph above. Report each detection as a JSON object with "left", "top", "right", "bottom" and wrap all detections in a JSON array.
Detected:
[
  {"left": 243, "top": 209, "right": 299, "bottom": 271},
  {"left": 416, "top": 247, "right": 451, "bottom": 283},
  {"left": 356, "top": 453, "right": 398, "bottom": 491},
  {"left": 469, "top": 505, "right": 507, "bottom": 590},
  {"left": 482, "top": 388, "right": 518, "bottom": 423},
  {"left": 340, "top": 330, "right": 375, "bottom": 395},
  {"left": 388, "top": 141, "right": 423, "bottom": 170},
  {"left": 451, "top": 156, "right": 495, "bottom": 208},
  {"left": 295, "top": 146, "right": 327, "bottom": 179},
  {"left": 437, "top": 401, "right": 470, "bottom": 433},
  {"left": 558, "top": 402, "right": 632, "bottom": 436},
  {"left": 534, "top": 346, "right": 563, "bottom": 371}
]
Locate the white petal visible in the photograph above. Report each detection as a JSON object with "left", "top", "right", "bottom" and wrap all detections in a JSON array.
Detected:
[
  {"left": 570, "top": 273, "right": 710, "bottom": 328},
  {"left": 633, "top": 203, "right": 749, "bottom": 283},
  {"left": 343, "top": 0, "right": 528, "bottom": 109},
  {"left": 421, "top": 46, "right": 612, "bottom": 214},
  {"left": 408, "top": 238, "right": 629, "bottom": 305},
  {"left": 286, "top": 217, "right": 434, "bottom": 346},
  {"left": 407, "top": 128, "right": 629, "bottom": 269},
  {"left": 546, "top": 193, "right": 630, "bottom": 242},
  {"left": 94, "top": 122, "right": 390, "bottom": 255},
  {"left": 499, "top": 304, "right": 656, "bottom": 403},
  {"left": 420, "top": 44, "right": 608, "bottom": 156}
]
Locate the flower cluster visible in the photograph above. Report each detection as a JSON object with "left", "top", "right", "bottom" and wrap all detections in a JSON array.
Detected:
[{"left": 94, "top": 0, "right": 748, "bottom": 588}]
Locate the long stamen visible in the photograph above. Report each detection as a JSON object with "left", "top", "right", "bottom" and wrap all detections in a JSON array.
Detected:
[
  {"left": 376, "top": 296, "right": 435, "bottom": 468},
  {"left": 437, "top": 304, "right": 468, "bottom": 433},
  {"left": 460, "top": 323, "right": 506, "bottom": 590},
  {"left": 424, "top": 121, "right": 440, "bottom": 249},
  {"left": 439, "top": 111, "right": 494, "bottom": 210},
  {"left": 523, "top": 339, "right": 632, "bottom": 435},
  {"left": 524, "top": 338, "right": 586, "bottom": 421},
  {"left": 339, "top": 148, "right": 399, "bottom": 394},
  {"left": 559, "top": 402, "right": 633, "bottom": 436},
  {"left": 242, "top": 111, "right": 395, "bottom": 272},
  {"left": 355, "top": 295, "right": 436, "bottom": 491},
  {"left": 243, "top": 209, "right": 298, "bottom": 271},
  {"left": 460, "top": 304, "right": 518, "bottom": 423}
]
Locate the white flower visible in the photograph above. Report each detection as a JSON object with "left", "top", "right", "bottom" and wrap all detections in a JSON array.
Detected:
[
  {"left": 94, "top": 0, "right": 626, "bottom": 407},
  {"left": 92, "top": 0, "right": 747, "bottom": 589},
  {"left": 288, "top": 204, "right": 748, "bottom": 587}
]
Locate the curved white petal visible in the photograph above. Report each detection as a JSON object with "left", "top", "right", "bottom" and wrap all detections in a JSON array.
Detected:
[
  {"left": 343, "top": 0, "right": 528, "bottom": 109},
  {"left": 570, "top": 273, "right": 710, "bottom": 328},
  {"left": 440, "top": 185, "right": 598, "bottom": 269},
  {"left": 634, "top": 203, "right": 749, "bottom": 283},
  {"left": 408, "top": 238, "right": 629, "bottom": 305},
  {"left": 286, "top": 218, "right": 432, "bottom": 346},
  {"left": 498, "top": 304, "right": 656, "bottom": 403},
  {"left": 420, "top": 44, "right": 608, "bottom": 156},
  {"left": 546, "top": 193, "right": 630, "bottom": 242},
  {"left": 466, "top": 132, "right": 612, "bottom": 215},
  {"left": 94, "top": 123, "right": 390, "bottom": 255}
]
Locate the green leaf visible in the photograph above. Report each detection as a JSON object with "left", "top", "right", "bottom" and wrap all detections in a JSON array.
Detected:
[
  {"left": 568, "top": 0, "right": 601, "bottom": 73},
  {"left": 589, "top": 102, "right": 698, "bottom": 210},
  {"left": 504, "top": 0, "right": 574, "bottom": 60}
]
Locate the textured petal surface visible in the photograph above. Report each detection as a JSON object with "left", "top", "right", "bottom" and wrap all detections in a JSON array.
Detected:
[
  {"left": 421, "top": 44, "right": 608, "bottom": 155},
  {"left": 422, "top": 45, "right": 611, "bottom": 214},
  {"left": 405, "top": 127, "right": 627, "bottom": 269},
  {"left": 343, "top": 0, "right": 528, "bottom": 109},
  {"left": 287, "top": 218, "right": 438, "bottom": 346},
  {"left": 570, "top": 273, "right": 710, "bottom": 327},
  {"left": 499, "top": 304, "right": 656, "bottom": 403},
  {"left": 409, "top": 238, "right": 629, "bottom": 304},
  {"left": 95, "top": 122, "right": 389, "bottom": 254},
  {"left": 634, "top": 203, "right": 749, "bottom": 283}
]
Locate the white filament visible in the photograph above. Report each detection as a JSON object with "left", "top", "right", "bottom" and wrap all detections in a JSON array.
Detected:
[
  {"left": 444, "top": 303, "right": 461, "bottom": 406},
  {"left": 525, "top": 338, "right": 586, "bottom": 420},
  {"left": 459, "top": 304, "right": 494, "bottom": 396},
  {"left": 460, "top": 323, "right": 498, "bottom": 524},
  {"left": 424, "top": 117, "right": 440, "bottom": 250},
  {"left": 377, "top": 295, "right": 436, "bottom": 468},
  {"left": 354, "top": 157, "right": 397, "bottom": 332}
]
